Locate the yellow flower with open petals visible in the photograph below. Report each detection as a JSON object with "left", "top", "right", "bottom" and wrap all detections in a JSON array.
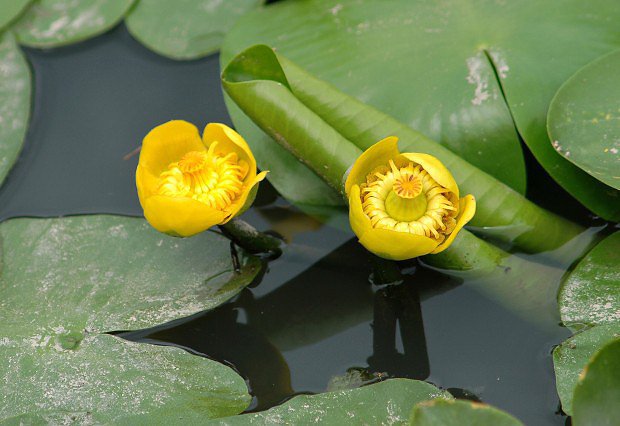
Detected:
[
  {"left": 136, "top": 120, "right": 266, "bottom": 237},
  {"left": 345, "top": 136, "right": 476, "bottom": 260}
]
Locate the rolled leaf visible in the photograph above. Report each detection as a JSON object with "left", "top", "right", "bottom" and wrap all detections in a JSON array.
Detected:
[{"left": 222, "top": 45, "right": 584, "bottom": 254}]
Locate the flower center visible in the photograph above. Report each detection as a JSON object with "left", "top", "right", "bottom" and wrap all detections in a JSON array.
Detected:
[
  {"left": 156, "top": 142, "right": 248, "bottom": 211},
  {"left": 360, "top": 160, "right": 457, "bottom": 240}
]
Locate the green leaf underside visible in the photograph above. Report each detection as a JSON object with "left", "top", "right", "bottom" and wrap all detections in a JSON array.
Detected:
[
  {"left": 209, "top": 379, "right": 452, "bottom": 425},
  {"left": 0, "top": 334, "right": 251, "bottom": 422},
  {"left": 13, "top": 0, "right": 135, "bottom": 48},
  {"left": 0, "top": 216, "right": 259, "bottom": 420},
  {"left": 222, "top": 0, "right": 620, "bottom": 220},
  {"left": 572, "top": 339, "right": 620, "bottom": 425},
  {"left": 0, "top": 31, "right": 31, "bottom": 188},
  {"left": 548, "top": 50, "right": 620, "bottom": 190},
  {"left": 558, "top": 231, "right": 620, "bottom": 331},
  {"left": 410, "top": 399, "right": 524, "bottom": 426},
  {"left": 126, "top": 0, "right": 263, "bottom": 60},
  {"left": 0, "top": 0, "right": 32, "bottom": 30},
  {"left": 552, "top": 324, "right": 620, "bottom": 415}
]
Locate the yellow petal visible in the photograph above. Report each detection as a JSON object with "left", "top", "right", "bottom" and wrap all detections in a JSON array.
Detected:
[
  {"left": 222, "top": 170, "right": 268, "bottom": 222},
  {"left": 360, "top": 228, "right": 439, "bottom": 261},
  {"left": 202, "top": 123, "right": 257, "bottom": 179},
  {"left": 143, "top": 195, "right": 228, "bottom": 237},
  {"left": 345, "top": 136, "right": 400, "bottom": 196},
  {"left": 402, "top": 152, "right": 459, "bottom": 198},
  {"left": 432, "top": 194, "right": 476, "bottom": 253},
  {"left": 138, "top": 120, "right": 204, "bottom": 177},
  {"left": 348, "top": 185, "right": 374, "bottom": 238},
  {"left": 349, "top": 185, "right": 438, "bottom": 260}
]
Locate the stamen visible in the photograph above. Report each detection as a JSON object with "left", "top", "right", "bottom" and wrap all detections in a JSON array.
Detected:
[
  {"left": 157, "top": 144, "right": 248, "bottom": 211},
  {"left": 360, "top": 159, "right": 457, "bottom": 241}
]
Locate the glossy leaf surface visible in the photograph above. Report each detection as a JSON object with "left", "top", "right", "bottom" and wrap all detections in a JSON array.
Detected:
[
  {"left": 552, "top": 324, "right": 620, "bottom": 415},
  {"left": 0, "top": 333, "right": 251, "bottom": 422},
  {"left": 558, "top": 231, "right": 620, "bottom": 331},
  {"left": 410, "top": 399, "right": 524, "bottom": 426},
  {"left": 126, "top": 0, "right": 263, "bottom": 60},
  {"left": 0, "top": 0, "right": 31, "bottom": 30},
  {"left": 0, "top": 31, "right": 30, "bottom": 189},
  {"left": 14, "top": 0, "right": 135, "bottom": 48},
  {"left": 0, "top": 216, "right": 259, "bottom": 420},
  {"left": 548, "top": 50, "right": 620, "bottom": 190},
  {"left": 222, "top": 0, "right": 620, "bottom": 220},
  {"left": 210, "top": 379, "right": 452, "bottom": 425},
  {"left": 572, "top": 338, "right": 620, "bottom": 425}
]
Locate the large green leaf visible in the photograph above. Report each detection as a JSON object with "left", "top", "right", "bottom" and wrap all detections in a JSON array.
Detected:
[
  {"left": 0, "top": 31, "right": 30, "bottom": 188},
  {"left": 0, "top": 215, "right": 261, "bottom": 332},
  {"left": 209, "top": 379, "right": 452, "bottom": 425},
  {"left": 221, "top": 45, "right": 585, "bottom": 255},
  {"left": 0, "top": 0, "right": 31, "bottom": 30},
  {"left": 13, "top": 0, "right": 135, "bottom": 48},
  {"left": 222, "top": 0, "right": 620, "bottom": 220},
  {"left": 0, "top": 333, "right": 251, "bottom": 423},
  {"left": 0, "top": 215, "right": 260, "bottom": 420},
  {"left": 552, "top": 324, "right": 620, "bottom": 415},
  {"left": 409, "top": 399, "right": 523, "bottom": 426},
  {"left": 126, "top": 0, "right": 263, "bottom": 60},
  {"left": 548, "top": 50, "right": 620, "bottom": 191},
  {"left": 572, "top": 338, "right": 620, "bottom": 426},
  {"left": 558, "top": 231, "right": 620, "bottom": 332}
]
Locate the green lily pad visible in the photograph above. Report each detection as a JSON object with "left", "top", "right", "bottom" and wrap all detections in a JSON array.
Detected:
[
  {"left": 0, "top": 333, "right": 251, "bottom": 422},
  {"left": 0, "top": 0, "right": 32, "bottom": 30},
  {"left": 222, "top": 0, "right": 620, "bottom": 220},
  {"left": 558, "top": 231, "right": 620, "bottom": 331},
  {"left": 0, "top": 215, "right": 262, "bottom": 332},
  {"left": 0, "top": 31, "right": 30, "bottom": 188},
  {"left": 552, "top": 324, "right": 620, "bottom": 415},
  {"left": 126, "top": 0, "right": 263, "bottom": 60},
  {"left": 572, "top": 338, "right": 620, "bottom": 426},
  {"left": 210, "top": 379, "right": 452, "bottom": 425},
  {"left": 0, "top": 215, "right": 260, "bottom": 420},
  {"left": 13, "top": 0, "right": 135, "bottom": 48},
  {"left": 548, "top": 50, "right": 620, "bottom": 190},
  {"left": 409, "top": 399, "right": 523, "bottom": 426}
]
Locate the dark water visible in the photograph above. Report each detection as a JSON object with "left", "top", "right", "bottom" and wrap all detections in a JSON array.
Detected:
[{"left": 1, "top": 23, "right": 600, "bottom": 425}]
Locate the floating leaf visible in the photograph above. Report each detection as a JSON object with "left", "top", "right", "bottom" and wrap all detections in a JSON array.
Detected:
[
  {"left": 0, "top": 215, "right": 260, "bottom": 420},
  {"left": 410, "top": 399, "right": 524, "bottom": 426},
  {"left": 126, "top": 0, "right": 263, "bottom": 60},
  {"left": 552, "top": 324, "right": 620, "bottom": 415},
  {"left": 0, "top": 0, "right": 32, "bottom": 30},
  {"left": 572, "top": 338, "right": 620, "bottom": 425},
  {"left": 13, "top": 0, "right": 135, "bottom": 48},
  {"left": 0, "top": 216, "right": 262, "bottom": 332},
  {"left": 548, "top": 50, "right": 620, "bottom": 190},
  {"left": 0, "top": 31, "right": 30, "bottom": 188},
  {"left": 209, "top": 379, "right": 451, "bottom": 425},
  {"left": 0, "top": 333, "right": 251, "bottom": 422},
  {"left": 558, "top": 231, "right": 620, "bottom": 331},
  {"left": 222, "top": 0, "right": 620, "bottom": 220}
]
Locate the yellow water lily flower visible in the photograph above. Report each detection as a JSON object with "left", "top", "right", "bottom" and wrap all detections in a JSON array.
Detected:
[
  {"left": 345, "top": 136, "right": 476, "bottom": 260},
  {"left": 136, "top": 120, "right": 267, "bottom": 237}
]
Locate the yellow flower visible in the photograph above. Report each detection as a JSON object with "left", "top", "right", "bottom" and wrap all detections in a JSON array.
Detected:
[
  {"left": 136, "top": 120, "right": 267, "bottom": 237},
  {"left": 345, "top": 136, "right": 476, "bottom": 260}
]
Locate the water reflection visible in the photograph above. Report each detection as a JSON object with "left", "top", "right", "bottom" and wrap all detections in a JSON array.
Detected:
[{"left": 122, "top": 240, "right": 445, "bottom": 410}]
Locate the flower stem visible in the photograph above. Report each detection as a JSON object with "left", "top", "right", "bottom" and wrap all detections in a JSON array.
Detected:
[{"left": 219, "top": 218, "right": 283, "bottom": 258}]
